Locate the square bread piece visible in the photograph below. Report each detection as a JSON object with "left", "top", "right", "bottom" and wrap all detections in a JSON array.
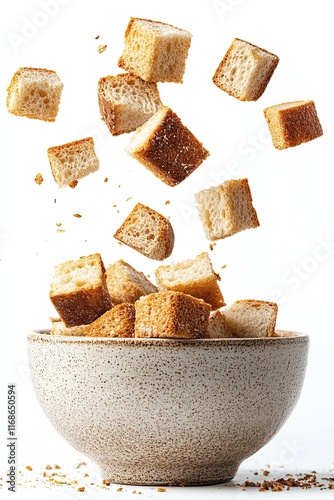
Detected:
[
  {"left": 125, "top": 106, "right": 209, "bottom": 186},
  {"left": 207, "top": 309, "right": 234, "bottom": 338},
  {"left": 50, "top": 319, "right": 88, "bottom": 336},
  {"left": 114, "top": 203, "right": 174, "bottom": 261},
  {"left": 213, "top": 38, "right": 279, "bottom": 101},
  {"left": 223, "top": 300, "right": 278, "bottom": 338},
  {"left": 135, "top": 291, "right": 211, "bottom": 339},
  {"left": 86, "top": 303, "right": 135, "bottom": 338},
  {"left": 263, "top": 100, "right": 323, "bottom": 149},
  {"left": 155, "top": 252, "right": 225, "bottom": 310},
  {"left": 49, "top": 253, "right": 112, "bottom": 328},
  {"left": 98, "top": 74, "right": 162, "bottom": 135},
  {"left": 47, "top": 137, "right": 99, "bottom": 187},
  {"left": 106, "top": 259, "right": 158, "bottom": 304},
  {"left": 118, "top": 17, "right": 192, "bottom": 83},
  {"left": 6, "top": 67, "right": 64, "bottom": 121},
  {"left": 195, "top": 178, "right": 259, "bottom": 241}
]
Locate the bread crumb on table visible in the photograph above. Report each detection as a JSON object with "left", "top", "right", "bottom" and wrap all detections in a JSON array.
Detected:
[
  {"left": 97, "top": 44, "right": 107, "bottom": 53},
  {"left": 34, "top": 173, "right": 44, "bottom": 185},
  {"left": 73, "top": 213, "right": 82, "bottom": 218},
  {"left": 26, "top": 466, "right": 33, "bottom": 471}
]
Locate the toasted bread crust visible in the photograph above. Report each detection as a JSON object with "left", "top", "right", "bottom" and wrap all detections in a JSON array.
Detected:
[
  {"left": 264, "top": 100, "right": 323, "bottom": 149},
  {"left": 128, "top": 107, "right": 209, "bottom": 186},
  {"left": 86, "top": 303, "right": 135, "bottom": 337}
]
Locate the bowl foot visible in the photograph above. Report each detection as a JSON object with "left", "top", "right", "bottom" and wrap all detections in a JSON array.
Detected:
[{"left": 99, "top": 462, "right": 240, "bottom": 486}]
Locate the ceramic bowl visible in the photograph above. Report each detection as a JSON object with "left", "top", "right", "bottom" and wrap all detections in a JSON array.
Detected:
[{"left": 27, "top": 331, "right": 309, "bottom": 486}]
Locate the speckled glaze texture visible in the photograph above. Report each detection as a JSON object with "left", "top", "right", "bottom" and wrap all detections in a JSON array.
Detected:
[{"left": 27, "top": 331, "right": 309, "bottom": 486}]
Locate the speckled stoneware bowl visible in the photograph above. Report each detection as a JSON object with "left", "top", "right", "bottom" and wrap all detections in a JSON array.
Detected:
[{"left": 27, "top": 331, "right": 309, "bottom": 486}]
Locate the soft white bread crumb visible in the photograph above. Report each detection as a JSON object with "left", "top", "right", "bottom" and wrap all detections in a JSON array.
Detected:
[
  {"left": 114, "top": 203, "right": 175, "bottom": 261},
  {"left": 106, "top": 260, "right": 158, "bottom": 304},
  {"left": 125, "top": 106, "right": 209, "bottom": 186},
  {"left": 155, "top": 252, "right": 225, "bottom": 310},
  {"left": 263, "top": 100, "right": 323, "bottom": 149},
  {"left": 118, "top": 17, "right": 192, "bottom": 83},
  {"left": 134, "top": 291, "right": 211, "bottom": 339},
  {"left": 47, "top": 137, "right": 99, "bottom": 187},
  {"left": 213, "top": 38, "right": 279, "bottom": 101},
  {"left": 50, "top": 319, "right": 88, "bottom": 336},
  {"left": 6, "top": 67, "right": 63, "bottom": 121},
  {"left": 223, "top": 300, "right": 278, "bottom": 338},
  {"left": 86, "top": 303, "right": 135, "bottom": 337},
  {"left": 49, "top": 253, "right": 112, "bottom": 327},
  {"left": 207, "top": 309, "right": 234, "bottom": 338},
  {"left": 98, "top": 73, "right": 162, "bottom": 135},
  {"left": 195, "top": 178, "right": 259, "bottom": 241}
]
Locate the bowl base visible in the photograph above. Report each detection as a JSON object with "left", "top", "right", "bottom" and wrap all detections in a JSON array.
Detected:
[{"left": 99, "top": 462, "right": 240, "bottom": 486}]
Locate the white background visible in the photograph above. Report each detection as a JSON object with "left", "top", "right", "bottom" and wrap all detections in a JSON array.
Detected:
[{"left": 0, "top": 0, "right": 333, "bottom": 498}]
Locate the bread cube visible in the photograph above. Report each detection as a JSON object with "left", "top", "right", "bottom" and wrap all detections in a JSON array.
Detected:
[
  {"left": 213, "top": 38, "right": 279, "bottom": 101},
  {"left": 86, "top": 303, "right": 135, "bottom": 338},
  {"left": 134, "top": 291, "right": 211, "bottom": 339},
  {"left": 49, "top": 253, "right": 112, "bottom": 327},
  {"left": 114, "top": 203, "right": 174, "bottom": 261},
  {"left": 6, "top": 67, "right": 63, "bottom": 121},
  {"left": 155, "top": 252, "right": 225, "bottom": 310},
  {"left": 207, "top": 310, "right": 233, "bottom": 338},
  {"left": 47, "top": 137, "right": 99, "bottom": 188},
  {"left": 50, "top": 319, "right": 88, "bottom": 336},
  {"left": 125, "top": 106, "right": 209, "bottom": 186},
  {"left": 106, "top": 260, "right": 158, "bottom": 304},
  {"left": 118, "top": 18, "right": 192, "bottom": 83},
  {"left": 223, "top": 300, "right": 278, "bottom": 338},
  {"left": 98, "top": 74, "right": 162, "bottom": 136},
  {"left": 263, "top": 100, "right": 323, "bottom": 149},
  {"left": 195, "top": 178, "right": 259, "bottom": 241}
]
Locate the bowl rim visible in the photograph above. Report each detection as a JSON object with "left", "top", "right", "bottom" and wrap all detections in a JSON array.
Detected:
[{"left": 27, "top": 330, "right": 309, "bottom": 348}]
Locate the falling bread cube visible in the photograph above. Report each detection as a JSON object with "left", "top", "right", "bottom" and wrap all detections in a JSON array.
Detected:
[
  {"left": 98, "top": 73, "right": 162, "bottom": 135},
  {"left": 114, "top": 203, "right": 175, "bottom": 261},
  {"left": 213, "top": 38, "right": 279, "bottom": 101},
  {"left": 47, "top": 137, "right": 99, "bottom": 187},
  {"left": 223, "top": 300, "right": 278, "bottom": 338},
  {"left": 118, "top": 17, "right": 192, "bottom": 83},
  {"left": 125, "top": 106, "right": 209, "bottom": 186},
  {"left": 6, "top": 67, "right": 64, "bottom": 121},
  {"left": 195, "top": 178, "right": 260, "bottom": 241},
  {"left": 49, "top": 253, "right": 112, "bottom": 328},
  {"left": 263, "top": 100, "right": 323, "bottom": 149},
  {"left": 155, "top": 252, "right": 225, "bottom": 310},
  {"left": 134, "top": 291, "right": 211, "bottom": 339}
]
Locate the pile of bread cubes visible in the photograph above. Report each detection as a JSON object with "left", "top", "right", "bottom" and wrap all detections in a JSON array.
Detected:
[{"left": 7, "top": 18, "right": 323, "bottom": 340}]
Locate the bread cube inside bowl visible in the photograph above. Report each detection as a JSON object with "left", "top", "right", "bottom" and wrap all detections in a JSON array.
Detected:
[{"left": 27, "top": 331, "right": 309, "bottom": 486}]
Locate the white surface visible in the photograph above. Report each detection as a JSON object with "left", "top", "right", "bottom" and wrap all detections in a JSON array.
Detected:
[{"left": 0, "top": 0, "right": 333, "bottom": 497}]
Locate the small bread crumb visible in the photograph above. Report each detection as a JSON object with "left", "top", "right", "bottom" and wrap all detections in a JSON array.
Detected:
[
  {"left": 104, "top": 177, "right": 108, "bottom": 182},
  {"left": 263, "top": 470, "right": 270, "bottom": 476},
  {"left": 35, "top": 173, "right": 44, "bottom": 185},
  {"left": 69, "top": 180, "right": 78, "bottom": 189},
  {"left": 73, "top": 213, "right": 82, "bottom": 218},
  {"left": 95, "top": 35, "right": 100, "bottom": 39},
  {"left": 157, "top": 487, "right": 166, "bottom": 492},
  {"left": 26, "top": 466, "right": 33, "bottom": 471},
  {"left": 103, "top": 479, "right": 111, "bottom": 485},
  {"left": 165, "top": 200, "right": 170, "bottom": 205},
  {"left": 117, "top": 486, "right": 123, "bottom": 491},
  {"left": 77, "top": 486, "right": 85, "bottom": 492},
  {"left": 98, "top": 44, "right": 107, "bottom": 53}
]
